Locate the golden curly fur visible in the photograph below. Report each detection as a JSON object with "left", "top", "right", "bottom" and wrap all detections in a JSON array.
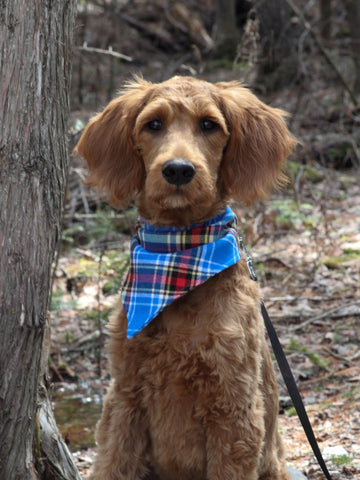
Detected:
[{"left": 76, "top": 76, "right": 297, "bottom": 480}]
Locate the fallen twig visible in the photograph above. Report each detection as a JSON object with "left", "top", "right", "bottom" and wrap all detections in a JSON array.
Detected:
[
  {"left": 300, "top": 366, "right": 360, "bottom": 385},
  {"left": 322, "top": 347, "right": 357, "bottom": 366},
  {"left": 289, "top": 299, "right": 360, "bottom": 331},
  {"left": 263, "top": 256, "right": 293, "bottom": 269},
  {"left": 76, "top": 43, "right": 133, "bottom": 62}
]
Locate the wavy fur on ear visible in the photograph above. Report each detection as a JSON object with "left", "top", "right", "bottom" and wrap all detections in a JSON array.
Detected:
[
  {"left": 215, "top": 82, "right": 297, "bottom": 204},
  {"left": 75, "top": 78, "right": 153, "bottom": 206}
]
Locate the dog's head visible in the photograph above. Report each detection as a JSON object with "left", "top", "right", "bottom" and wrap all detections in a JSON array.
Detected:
[{"left": 76, "top": 76, "right": 297, "bottom": 225}]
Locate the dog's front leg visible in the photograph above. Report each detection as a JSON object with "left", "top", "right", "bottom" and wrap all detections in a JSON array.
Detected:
[
  {"left": 205, "top": 403, "right": 265, "bottom": 480},
  {"left": 89, "top": 380, "right": 151, "bottom": 480}
]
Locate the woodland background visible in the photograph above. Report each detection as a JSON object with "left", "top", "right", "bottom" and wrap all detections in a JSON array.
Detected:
[{"left": 50, "top": 0, "right": 359, "bottom": 478}]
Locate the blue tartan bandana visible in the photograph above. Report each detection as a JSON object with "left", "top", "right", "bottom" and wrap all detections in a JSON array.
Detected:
[{"left": 121, "top": 206, "right": 241, "bottom": 338}]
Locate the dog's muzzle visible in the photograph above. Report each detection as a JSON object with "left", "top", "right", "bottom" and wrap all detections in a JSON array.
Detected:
[{"left": 162, "top": 159, "right": 196, "bottom": 186}]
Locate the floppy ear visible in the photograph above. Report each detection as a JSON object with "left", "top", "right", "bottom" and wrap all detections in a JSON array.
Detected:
[
  {"left": 75, "top": 79, "right": 153, "bottom": 206},
  {"left": 215, "top": 82, "right": 297, "bottom": 204}
]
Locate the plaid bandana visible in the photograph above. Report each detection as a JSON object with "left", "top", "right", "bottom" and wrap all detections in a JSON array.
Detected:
[{"left": 121, "top": 206, "right": 241, "bottom": 338}]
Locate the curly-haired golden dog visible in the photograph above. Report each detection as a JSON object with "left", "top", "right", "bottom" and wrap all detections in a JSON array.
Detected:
[{"left": 76, "top": 76, "right": 297, "bottom": 480}]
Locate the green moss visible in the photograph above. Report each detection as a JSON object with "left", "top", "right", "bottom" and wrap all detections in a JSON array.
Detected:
[
  {"left": 84, "top": 308, "right": 111, "bottom": 323},
  {"left": 319, "top": 249, "right": 360, "bottom": 269},
  {"left": 102, "top": 280, "right": 116, "bottom": 295},
  {"left": 287, "top": 338, "right": 329, "bottom": 370},
  {"left": 62, "top": 225, "right": 85, "bottom": 244},
  {"left": 286, "top": 160, "right": 324, "bottom": 183},
  {"left": 305, "top": 166, "right": 324, "bottom": 183},
  {"left": 330, "top": 454, "right": 351, "bottom": 466},
  {"left": 270, "top": 199, "right": 320, "bottom": 230},
  {"left": 285, "top": 407, "right": 297, "bottom": 417},
  {"left": 343, "top": 248, "right": 360, "bottom": 256}
]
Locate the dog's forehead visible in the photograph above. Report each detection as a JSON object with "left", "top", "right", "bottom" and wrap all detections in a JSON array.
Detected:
[
  {"left": 152, "top": 77, "right": 216, "bottom": 100},
  {"left": 143, "top": 78, "right": 224, "bottom": 117}
]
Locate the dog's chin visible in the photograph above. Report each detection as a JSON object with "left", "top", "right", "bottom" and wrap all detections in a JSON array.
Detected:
[
  {"left": 161, "top": 190, "right": 193, "bottom": 209},
  {"left": 137, "top": 186, "right": 221, "bottom": 226}
]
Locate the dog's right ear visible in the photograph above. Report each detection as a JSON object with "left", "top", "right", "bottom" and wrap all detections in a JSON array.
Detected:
[{"left": 75, "top": 79, "right": 153, "bottom": 206}]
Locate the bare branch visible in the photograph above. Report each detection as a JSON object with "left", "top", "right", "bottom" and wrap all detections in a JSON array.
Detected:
[{"left": 76, "top": 42, "right": 133, "bottom": 62}]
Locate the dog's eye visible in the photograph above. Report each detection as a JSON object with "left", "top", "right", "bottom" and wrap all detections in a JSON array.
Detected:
[
  {"left": 146, "top": 119, "right": 163, "bottom": 131},
  {"left": 200, "top": 119, "right": 218, "bottom": 132}
]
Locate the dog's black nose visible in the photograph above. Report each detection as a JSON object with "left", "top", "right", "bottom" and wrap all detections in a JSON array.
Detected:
[{"left": 162, "top": 159, "right": 196, "bottom": 186}]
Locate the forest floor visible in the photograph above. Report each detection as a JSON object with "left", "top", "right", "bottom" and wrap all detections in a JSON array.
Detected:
[{"left": 50, "top": 161, "right": 360, "bottom": 480}]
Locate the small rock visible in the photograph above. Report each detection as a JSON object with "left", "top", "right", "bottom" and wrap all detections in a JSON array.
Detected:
[
  {"left": 286, "top": 466, "right": 307, "bottom": 479},
  {"left": 323, "top": 445, "right": 349, "bottom": 461}
]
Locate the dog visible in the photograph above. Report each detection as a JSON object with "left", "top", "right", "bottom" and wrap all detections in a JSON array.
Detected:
[{"left": 76, "top": 76, "right": 297, "bottom": 480}]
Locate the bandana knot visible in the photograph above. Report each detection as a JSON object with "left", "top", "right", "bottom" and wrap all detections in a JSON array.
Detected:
[{"left": 121, "top": 206, "right": 241, "bottom": 338}]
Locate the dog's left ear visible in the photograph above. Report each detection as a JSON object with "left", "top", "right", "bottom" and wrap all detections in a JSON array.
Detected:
[{"left": 215, "top": 82, "right": 297, "bottom": 204}]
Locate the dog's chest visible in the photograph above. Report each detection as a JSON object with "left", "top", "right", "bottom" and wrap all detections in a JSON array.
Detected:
[
  {"left": 129, "top": 266, "right": 263, "bottom": 478},
  {"left": 142, "top": 341, "right": 213, "bottom": 480},
  {"left": 117, "top": 262, "right": 264, "bottom": 478},
  {"left": 139, "top": 326, "right": 221, "bottom": 480}
]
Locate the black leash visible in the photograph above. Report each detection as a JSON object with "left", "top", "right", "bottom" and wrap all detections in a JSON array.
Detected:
[
  {"left": 261, "top": 303, "right": 333, "bottom": 480},
  {"left": 239, "top": 237, "right": 333, "bottom": 480}
]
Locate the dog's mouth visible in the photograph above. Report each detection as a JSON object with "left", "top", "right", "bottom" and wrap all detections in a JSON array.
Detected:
[{"left": 161, "top": 187, "right": 193, "bottom": 209}]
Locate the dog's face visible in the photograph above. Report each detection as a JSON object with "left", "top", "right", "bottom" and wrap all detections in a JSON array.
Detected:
[
  {"left": 76, "top": 76, "right": 296, "bottom": 225},
  {"left": 132, "top": 80, "right": 231, "bottom": 223}
]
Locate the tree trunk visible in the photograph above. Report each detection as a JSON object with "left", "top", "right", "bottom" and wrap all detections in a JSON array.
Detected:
[
  {"left": 319, "top": 0, "right": 332, "bottom": 41},
  {"left": 344, "top": 0, "right": 360, "bottom": 94},
  {"left": 255, "top": 0, "right": 301, "bottom": 88},
  {"left": 0, "top": 1, "right": 77, "bottom": 479},
  {"left": 214, "top": 0, "right": 240, "bottom": 58},
  {"left": 35, "top": 317, "right": 82, "bottom": 480}
]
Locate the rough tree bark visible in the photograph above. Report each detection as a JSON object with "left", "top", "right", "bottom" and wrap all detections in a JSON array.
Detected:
[{"left": 0, "top": 1, "right": 78, "bottom": 479}]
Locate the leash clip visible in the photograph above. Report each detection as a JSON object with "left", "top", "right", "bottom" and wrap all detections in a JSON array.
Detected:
[{"left": 238, "top": 236, "right": 257, "bottom": 282}]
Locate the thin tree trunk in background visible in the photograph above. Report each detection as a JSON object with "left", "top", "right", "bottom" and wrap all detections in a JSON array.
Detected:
[
  {"left": 255, "top": 0, "right": 301, "bottom": 86},
  {"left": 0, "top": 1, "right": 77, "bottom": 478},
  {"left": 344, "top": 0, "right": 360, "bottom": 94},
  {"left": 214, "top": 0, "right": 239, "bottom": 58},
  {"left": 319, "top": 0, "right": 332, "bottom": 41}
]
